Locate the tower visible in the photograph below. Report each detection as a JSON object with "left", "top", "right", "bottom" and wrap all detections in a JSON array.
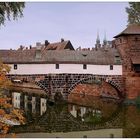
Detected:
[
  {"left": 103, "top": 31, "right": 107, "bottom": 46},
  {"left": 95, "top": 31, "right": 101, "bottom": 49},
  {"left": 114, "top": 24, "right": 140, "bottom": 99}
]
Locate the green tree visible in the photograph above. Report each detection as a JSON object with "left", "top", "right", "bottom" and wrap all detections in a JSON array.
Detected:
[
  {"left": 126, "top": 2, "right": 140, "bottom": 25},
  {"left": 0, "top": 2, "right": 25, "bottom": 26}
]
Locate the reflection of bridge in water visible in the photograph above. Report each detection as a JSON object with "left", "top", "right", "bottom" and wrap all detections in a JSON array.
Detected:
[{"left": 10, "top": 102, "right": 124, "bottom": 133}]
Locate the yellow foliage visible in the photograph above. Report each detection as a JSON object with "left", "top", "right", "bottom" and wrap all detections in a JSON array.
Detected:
[
  {"left": 0, "top": 61, "right": 11, "bottom": 88},
  {"left": 0, "top": 61, "right": 26, "bottom": 136},
  {"left": 0, "top": 109, "right": 5, "bottom": 115},
  {"left": 12, "top": 109, "right": 26, "bottom": 124},
  {"left": 0, "top": 61, "right": 11, "bottom": 74}
]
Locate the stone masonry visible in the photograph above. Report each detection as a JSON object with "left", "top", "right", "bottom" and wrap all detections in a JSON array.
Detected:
[
  {"left": 35, "top": 74, "right": 124, "bottom": 101},
  {"left": 7, "top": 73, "right": 124, "bottom": 101},
  {"left": 114, "top": 25, "right": 140, "bottom": 99}
]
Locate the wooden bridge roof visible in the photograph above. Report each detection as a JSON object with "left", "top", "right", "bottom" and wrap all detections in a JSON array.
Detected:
[{"left": 0, "top": 48, "right": 122, "bottom": 65}]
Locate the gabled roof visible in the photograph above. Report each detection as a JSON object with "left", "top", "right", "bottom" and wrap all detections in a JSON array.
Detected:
[
  {"left": 114, "top": 24, "right": 140, "bottom": 38},
  {"left": 17, "top": 40, "right": 75, "bottom": 51},
  {"left": 45, "top": 40, "right": 74, "bottom": 50},
  {"left": 0, "top": 48, "right": 122, "bottom": 65}
]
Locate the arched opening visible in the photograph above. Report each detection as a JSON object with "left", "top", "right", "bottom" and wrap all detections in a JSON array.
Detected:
[{"left": 68, "top": 76, "right": 123, "bottom": 100}]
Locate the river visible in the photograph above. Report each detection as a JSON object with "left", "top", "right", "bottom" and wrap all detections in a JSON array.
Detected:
[{"left": 1, "top": 89, "right": 140, "bottom": 138}]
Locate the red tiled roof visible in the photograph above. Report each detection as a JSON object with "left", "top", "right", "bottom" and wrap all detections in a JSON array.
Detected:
[
  {"left": 45, "top": 40, "right": 71, "bottom": 50},
  {"left": 17, "top": 40, "right": 74, "bottom": 51},
  {"left": 114, "top": 24, "right": 140, "bottom": 38}
]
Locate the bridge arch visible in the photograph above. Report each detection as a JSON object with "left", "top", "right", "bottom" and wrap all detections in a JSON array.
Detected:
[
  {"left": 68, "top": 75, "right": 123, "bottom": 98},
  {"left": 35, "top": 74, "right": 124, "bottom": 100}
]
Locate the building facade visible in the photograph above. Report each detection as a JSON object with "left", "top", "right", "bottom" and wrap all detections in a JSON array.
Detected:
[
  {"left": 114, "top": 24, "right": 140, "bottom": 99},
  {"left": 2, "top": 24, "right": 140, "bottom": 100}
]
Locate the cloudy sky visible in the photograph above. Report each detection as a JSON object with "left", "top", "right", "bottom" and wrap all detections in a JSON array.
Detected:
[{"left": 0, "top": 2, "right": 128, "bottom": 49}]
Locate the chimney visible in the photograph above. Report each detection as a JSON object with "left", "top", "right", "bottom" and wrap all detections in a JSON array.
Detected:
[
  {"left": 36, "top": 42, "right": 41, "bottom": 46},
  {"left": 29, "top": 45, "right": 32, "bottom": 49},
  {"left": 20, "top": 45, "right": 23, "bottom": 50},
  {"left": 45, "top": 40, "right": 49, "bottom": 47},
  {"left": 61, "top": 38, "right": 64, "bottom": 42}
]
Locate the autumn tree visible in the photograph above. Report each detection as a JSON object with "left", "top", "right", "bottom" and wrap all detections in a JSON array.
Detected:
[
  {"left": 0, "top": 2, "right": 25, "bottom": 136},
  {"left": 0, "top": 62, "right": 26, "bottom": 136},
  {"left": 0, "top": 61, "right": 11, "bottom": 88},
  {"left": 126, "top": 2, "right": 140, "bottom": 25},
  {"left": 0, "top": 2, "right": 25, "bottom": 26}
]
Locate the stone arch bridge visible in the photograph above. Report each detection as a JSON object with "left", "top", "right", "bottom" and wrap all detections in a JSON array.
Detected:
[{"left": 34, "top": 74, "right": 124, "bottom": 100}]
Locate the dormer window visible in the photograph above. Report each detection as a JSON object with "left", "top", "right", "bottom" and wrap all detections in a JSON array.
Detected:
[
  {"left": 82, "top": 54, "right": 87, "bottom": 57},
  {"left": 115, "top": 55, "right": 121, "bottom": 64}
]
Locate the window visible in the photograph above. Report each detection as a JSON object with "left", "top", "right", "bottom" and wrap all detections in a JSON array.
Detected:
[
  {"left": 56, "top": 64, "right": 59, "bottom": 69},
  {"left": 14, "top": 64, "right": 17, "bottom": 70},
  {"left": 110, "top": 65, "right": 113, "bottom": 70},
  {"left": 119, "top": 38, "right": 122, "bottom": 43},
  {"left": 134, "top": 64, "right": 140, "bottom": 72},
  {"left": 115, "top": 56, "right": 121, "bottom": 64},
  {"left": 83, "top": 64, "right": 87, "bottom": 69},
  {"left": 134, "top": 37, "right": 138, "bottom": 41}
]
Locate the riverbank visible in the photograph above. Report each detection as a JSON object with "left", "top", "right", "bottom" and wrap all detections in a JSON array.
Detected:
[{"left": 7, "top": 129, "right": 123, "bottom": 138}]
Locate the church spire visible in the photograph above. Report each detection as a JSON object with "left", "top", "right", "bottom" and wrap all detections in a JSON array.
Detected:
[
  {"left": 103, "top": 31, "right": 107, "bottom": 46},
  {"left": 95, "top": 30, "right": 101, "bottom": 48},
  {"left": 96, "top": 30, "right": 100, "bottom": 44}
]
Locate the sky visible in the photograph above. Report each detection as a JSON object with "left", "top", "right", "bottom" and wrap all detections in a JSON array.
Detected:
[{"left": 0, "top": 2, "right": 128, "bottom": 50}]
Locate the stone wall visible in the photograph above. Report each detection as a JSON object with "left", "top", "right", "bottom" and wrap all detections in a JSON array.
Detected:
[
  {"left": 125, "top": 76, "right": 140, "bottom": 99},
  {"left": 115, "top": 35, "right": 140, "bottom": 99},
  {"left": 36, "top": 74, "right": 124, "bottom": 100},
  {"left": 7, "top": 74, "right": 124, "bottom": 101}
]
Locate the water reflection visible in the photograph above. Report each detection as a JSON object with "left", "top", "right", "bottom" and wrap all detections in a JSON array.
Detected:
[
  {"left": 2, "top": 90, "right": 140, "bottom": 137},
  {"left": 69, "top": 105, "right": 102, "bottom": 123},
  {"left": 7, "top": 90, "right": 124, "bottom": 134},
  {"left": 11, "top": 92, "right": 47, "bottom": 118}
]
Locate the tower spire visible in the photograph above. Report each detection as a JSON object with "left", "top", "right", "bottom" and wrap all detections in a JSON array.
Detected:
[
  {"left": 103, "top": 30, "right": 107, "bottom": 46},
  {"left": 95, "top": 30, "right": 101, "bottom": 49},
  {"left": 96, "top": 30, "right": 100, "bottom": 44}
]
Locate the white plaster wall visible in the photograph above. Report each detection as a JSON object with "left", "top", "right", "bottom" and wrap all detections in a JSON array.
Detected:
[{"left": 8, "top": 64, "right": 122, "bottom": 75}]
